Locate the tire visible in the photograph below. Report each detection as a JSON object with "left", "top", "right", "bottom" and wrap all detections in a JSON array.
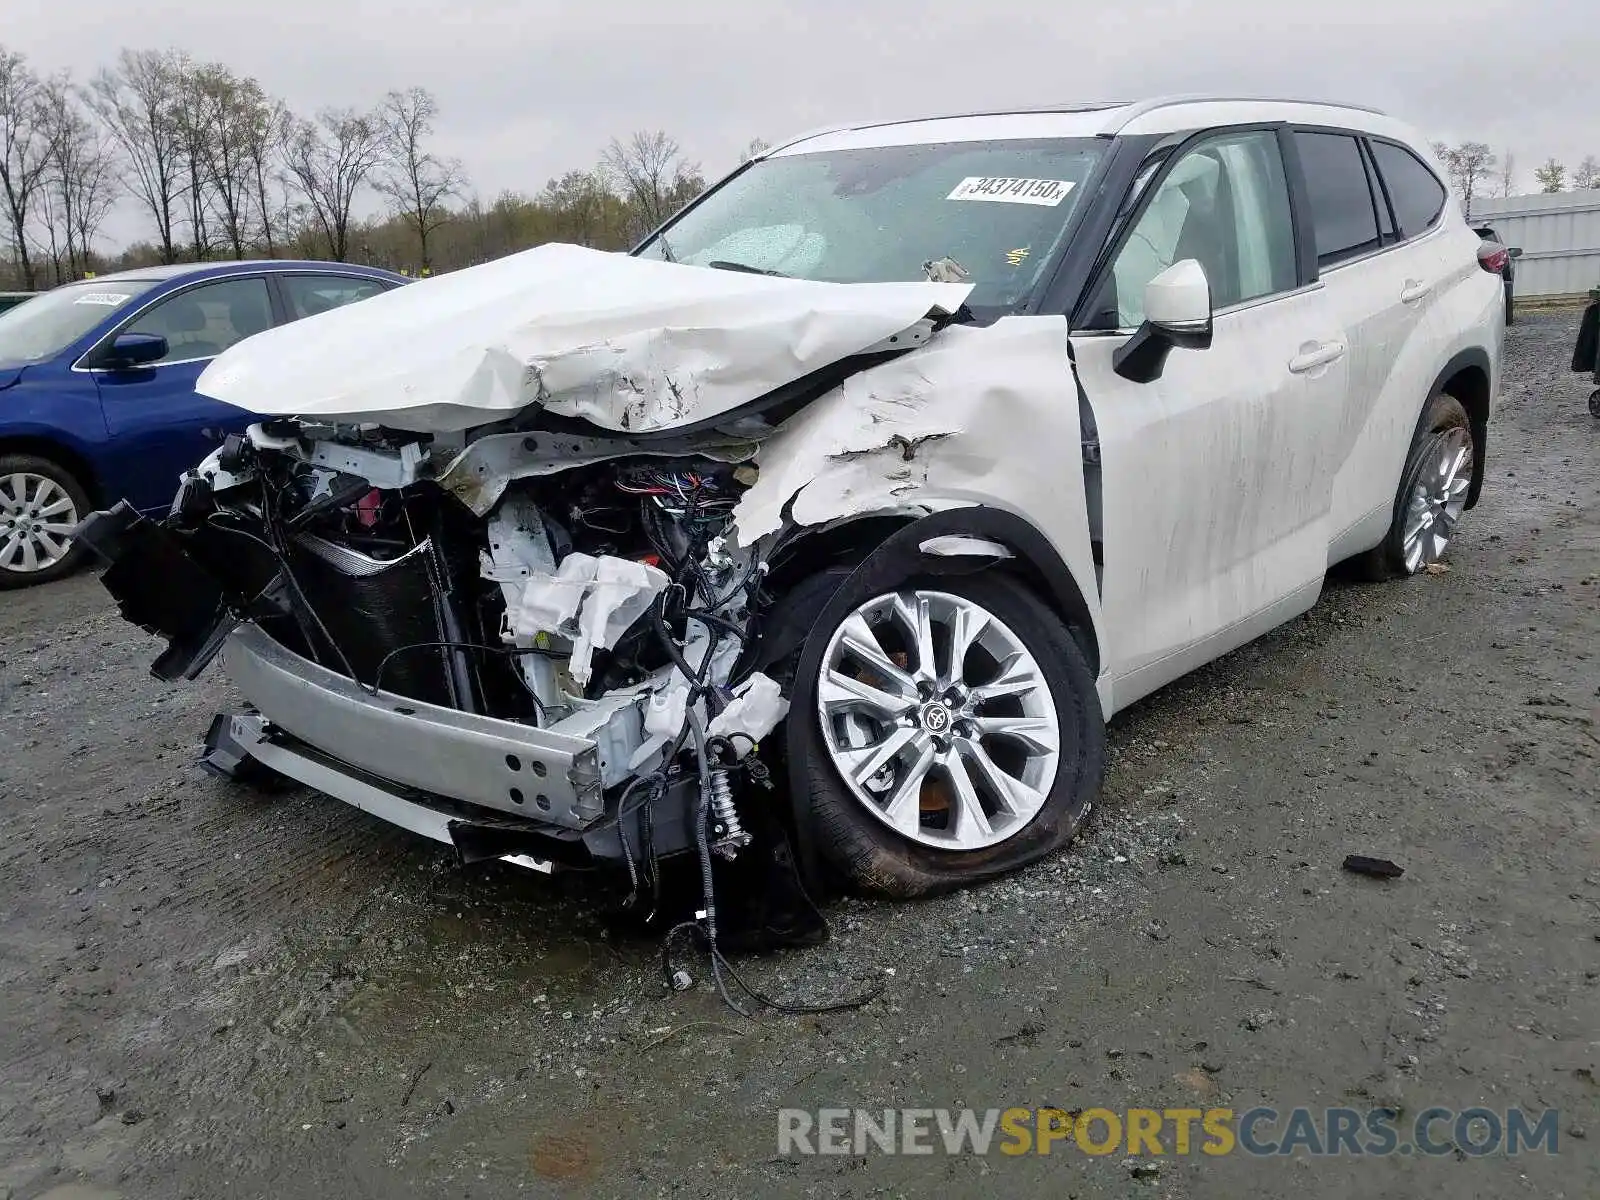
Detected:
[
  {"left": 1351, "top": 393, "right": 1474, "bottom": 581},
  {"left": 1589, "top": 389, "right": 1600, "bottom": 419},
  {"left": 0, "top": 453, "right": 93, "bottom": 589},
  {"left": 786, "top": 571, "right": 1105, "bottom": 898},
  {"left": 1504, "top": 283, "right": 1514, "bottom": 326}
]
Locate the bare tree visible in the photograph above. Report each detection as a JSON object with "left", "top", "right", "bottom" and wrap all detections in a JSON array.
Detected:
[
  {"left": 87, "top": 49, "right": 185, "bottom": 263},
  {"left": 0, "top": 48, "right": 49, "bottom": 288},
  {"left": 189, "top": 65, "right": 273, "bottom": 259},
  {"left": 1498, "top": 151, "right": 1515, "bottom": 198},
  {"left": 1534, "top": 158, "right": 1566, "bottom": 193},
  {"left": 739, "top": 137, "right": 771, "bottom": 164},
  {"left": 169, "top": 55, "right": 219, "bottom": 259},
  {"left": 375, "top": 87, "right": 464, "bottom": 272},
  {"left": 1432, "top": 141, "right": 1496, "bottom": 219},
  {"left": 601, "top": 130, "right": 700, "bottom": 239},
  {"left": 539, "top": 169, "right": 611, "bottom": 246},
  {"left": 241, "top": 95, "right": 291, "bottom": 256},
  {"left": 1575, "top": 155, "right": 1600, "bottom": 191},
  {"left": 35, "top": 73, "right": 117, "bottom": 279},
  {"left": 282, "top": 107, "right": 381, "bottom": 261}
]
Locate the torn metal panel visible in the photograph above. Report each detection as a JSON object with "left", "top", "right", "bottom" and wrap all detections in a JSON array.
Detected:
[
  {"left": 195, "top": 243, "right": 972, "bottom": 434},
  {"left": 732, "top": 315, "right": 1104, "bottom": 690}
]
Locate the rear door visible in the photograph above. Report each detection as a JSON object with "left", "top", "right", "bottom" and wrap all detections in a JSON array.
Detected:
[
  {"left": 90, "top": 275, "right": 274, "bottom": 510},
  {"left": 1069, "top": 127, "right": 1349, "bottom": 709},
  {"left": 1294, "top": 131, "right": 1457, "bottom": 555}
]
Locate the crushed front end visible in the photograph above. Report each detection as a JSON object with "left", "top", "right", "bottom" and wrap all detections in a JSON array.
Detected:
[{"left": 77, "top": 418, "right": 797, "bottom": 903}]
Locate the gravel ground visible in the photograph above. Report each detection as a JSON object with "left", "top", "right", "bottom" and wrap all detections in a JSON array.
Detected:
[{"left": 1, "top": 311, "right": 1596, "bottom": 1200}]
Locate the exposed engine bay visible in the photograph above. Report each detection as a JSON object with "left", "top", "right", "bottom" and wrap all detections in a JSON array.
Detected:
[{"left": 79, "top": 419, "right": 807, "bottom": 889}]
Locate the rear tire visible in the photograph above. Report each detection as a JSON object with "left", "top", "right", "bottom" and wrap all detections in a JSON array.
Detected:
[
  {"left": 786, "top": 571, "right": 1104, "bottom": 898},
  {"left": 1351, "top": 393, "right": 1474, "bottom": 581},
  {"left": 0, "top": 453, "right": 92, "bottom": 589}
]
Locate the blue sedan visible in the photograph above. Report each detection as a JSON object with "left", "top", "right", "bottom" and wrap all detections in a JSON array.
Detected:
[{"left": 0, "top": 260, "right": 406, "bottom": 587}]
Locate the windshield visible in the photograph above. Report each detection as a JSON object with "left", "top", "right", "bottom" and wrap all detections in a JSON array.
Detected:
[
  {"left": 0, "top": 280, "right": 157, "bottom": 367},
  {"left": 636, "top": 138, "right": 1105, "bottom": 310}
]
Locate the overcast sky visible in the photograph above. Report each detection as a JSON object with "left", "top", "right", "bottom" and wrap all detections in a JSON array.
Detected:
[{"left": 11, "top": 0, "right": 1595, "bottom": 246}]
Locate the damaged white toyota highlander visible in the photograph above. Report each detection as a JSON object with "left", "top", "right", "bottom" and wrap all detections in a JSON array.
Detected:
[{"left": 80, "top": 97, "right": 1502, "bottom": 920}]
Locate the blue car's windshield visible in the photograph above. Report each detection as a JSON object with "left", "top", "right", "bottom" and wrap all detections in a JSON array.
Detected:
[
  {"left": 0, "top": 280, "right": 156, "bottom": 367},
  {"left": 635, "top": 138, "right": 1105, "bottom": 311}
]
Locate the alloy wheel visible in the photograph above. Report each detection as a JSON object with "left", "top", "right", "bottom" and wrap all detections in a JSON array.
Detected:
[
  {"left": 816, "top": 589, "right": 1061, "bottom": 851},
  {"left": 1401, "top": 427, "right": 1471, "bottom": 573},
  {"left": 0, "top": 472, "right": 80, "bottom": 574}
]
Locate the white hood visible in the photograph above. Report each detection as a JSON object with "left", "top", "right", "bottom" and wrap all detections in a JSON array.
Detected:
[{"left": 196, "top": 243, "right": 973, "bottom": 434}]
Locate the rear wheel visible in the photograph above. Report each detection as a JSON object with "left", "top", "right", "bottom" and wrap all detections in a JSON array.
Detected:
[
  {"left": 787, "top": 572, "right": 1104, "bottom": 898},
  {"left": 0, "top": 454, "right": 91, "bottom": 589},
  {"left": 1352, "top": 393, "right": 1474, "bottom": 580}
]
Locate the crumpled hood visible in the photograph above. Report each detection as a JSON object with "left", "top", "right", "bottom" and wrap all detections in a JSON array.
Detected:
[{"left": 196, "top": 243, "right": 973, "bottom": 434}]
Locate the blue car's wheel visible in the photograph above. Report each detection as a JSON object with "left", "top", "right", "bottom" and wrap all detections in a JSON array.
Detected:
[{"left": 0, "top": 454, "right": 92, "bottom": 589}]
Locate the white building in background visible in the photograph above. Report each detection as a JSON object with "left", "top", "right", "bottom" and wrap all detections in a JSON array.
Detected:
[{"left": 1471, "top": 190, "right": 1600, "bottom": 298}]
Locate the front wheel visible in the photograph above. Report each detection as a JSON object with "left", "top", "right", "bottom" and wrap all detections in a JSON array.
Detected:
[
  {"left": 0, "top": 454, "right": 92, "bottom": 589},
  {"left": 787, "top": 572, "right": 1105, "bottom": 898}
]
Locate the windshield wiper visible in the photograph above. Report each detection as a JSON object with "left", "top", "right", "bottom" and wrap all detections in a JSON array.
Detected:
[{"left": 707, "top": 260, "right": 791, "bottom": 278}]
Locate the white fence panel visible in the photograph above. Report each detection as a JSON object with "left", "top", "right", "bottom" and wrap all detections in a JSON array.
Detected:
[{"left": 1471, "top": 191, "right": 1600, "bottom": 298}]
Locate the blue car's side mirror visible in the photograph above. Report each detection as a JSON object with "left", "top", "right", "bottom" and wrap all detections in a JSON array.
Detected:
[{"left": 105, "top": 332, "right": 169, "bottom": 368}]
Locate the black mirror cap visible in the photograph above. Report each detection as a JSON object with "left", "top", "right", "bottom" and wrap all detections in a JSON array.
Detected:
[{"left": 1112, "top": 318, "right": 1213, "bottom": 384}]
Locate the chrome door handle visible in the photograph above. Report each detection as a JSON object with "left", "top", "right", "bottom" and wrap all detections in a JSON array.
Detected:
[
  {"left": 1288, "top": 341, "right": 1347, "bottom": 374},
  {"left": 1400, "top": 279, "right": 1432, "bottom": 304}
]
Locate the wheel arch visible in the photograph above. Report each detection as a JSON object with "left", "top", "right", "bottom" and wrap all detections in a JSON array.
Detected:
[
  {"left": 1429, "top": 347, "right": 1491, "bottom": 508},
  {"left": 0, "top": 434, "right": 103, "bottom": 505},
  {"left": 760, "top": 506, "right": 1101, "bottom": 678}
]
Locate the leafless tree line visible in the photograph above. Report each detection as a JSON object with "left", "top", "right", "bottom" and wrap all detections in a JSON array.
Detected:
[
  {"left": 1432, "top": 141, "right": 1600, "bottom": 218},
  {"left": 0, "top": 45, "right": 478, "bottom": 288},
  {"left": 0, "top": 42, "right": 720, "bottom": 291}
]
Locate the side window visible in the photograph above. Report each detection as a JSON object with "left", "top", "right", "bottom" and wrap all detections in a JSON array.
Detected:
[
  {"left": 1294, "top": 132, "right": 1382, "bottom": 267},
  {"left": 282, "top": 275, "right": 389, "bottom": 321},
  {"left": 1368, "top": 141, "right": 1447, "bottom": 239},
  {"left": 120, "top": 277, "right": 274, "bottom": 365},
  {"left": 1085, "top": 130, "right": 1297, "bottom": 329}
]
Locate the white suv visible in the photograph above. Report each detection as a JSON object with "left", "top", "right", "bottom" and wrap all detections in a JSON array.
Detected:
[{"left": 82, "top": 96, "right": 1502, "bottom": 907}]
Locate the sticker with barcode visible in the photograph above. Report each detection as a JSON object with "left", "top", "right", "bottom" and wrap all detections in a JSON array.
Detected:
[
  {"left": 946, "top": 177, "right": 1075, "bottom": 206},
  {"left": 72, "top": 292, "right": 132, "bottom": 306}
]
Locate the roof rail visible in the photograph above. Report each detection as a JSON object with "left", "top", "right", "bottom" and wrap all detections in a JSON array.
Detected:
[
  {"left": 1098, "top": 93, "right": 1388, "bottom": 134},
  {"left": 760, "top": 101, "right": 1134, "bottom": 157},
  {"left": 761, "top": 94, "right": 1390, "bottom": 158}
]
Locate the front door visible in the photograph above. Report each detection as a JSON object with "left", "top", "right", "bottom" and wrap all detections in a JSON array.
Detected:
[
  {"left": 92, "top": 276, "right": 274, "bottom": 510},
  {"left": 1068, "top": 128, "right": 1350, "bottom": 710}
]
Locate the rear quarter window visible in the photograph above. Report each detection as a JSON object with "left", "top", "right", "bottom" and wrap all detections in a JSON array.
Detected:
[
  {"left": 1369, "top": 141, "right": 1448, "bottom": 238},
  {"left": 1294, "top": 131, "right": 1382, "bottom": 267}
]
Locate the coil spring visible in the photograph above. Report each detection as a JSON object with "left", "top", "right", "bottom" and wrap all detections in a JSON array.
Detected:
[{"left": 708, "top": 767, "right": 744, "bottom": 843}]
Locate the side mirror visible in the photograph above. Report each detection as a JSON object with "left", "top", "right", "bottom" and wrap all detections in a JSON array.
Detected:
[
  {"left": 1509, "top": 246, "right": 1524, "bottom": 259},
  {"left": 1113, "top": 259, "right": 1213, "bottom": 383},
  {"left": 104, "top": 332, "right": 168, "bottom": 369}
]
